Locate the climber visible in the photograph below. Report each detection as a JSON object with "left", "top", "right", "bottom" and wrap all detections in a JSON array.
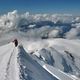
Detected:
[{"left": 12, "top": 39, "right": 18, "bottom": 47}]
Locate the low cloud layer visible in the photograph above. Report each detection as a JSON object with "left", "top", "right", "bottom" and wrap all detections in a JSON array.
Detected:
[{"left": 0, "top": 10, "right": 80, "bottom": 39}]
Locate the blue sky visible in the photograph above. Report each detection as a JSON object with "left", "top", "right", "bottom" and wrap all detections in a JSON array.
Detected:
[{"left": 0, "top": 0, "right": 80, "bottom": 15}]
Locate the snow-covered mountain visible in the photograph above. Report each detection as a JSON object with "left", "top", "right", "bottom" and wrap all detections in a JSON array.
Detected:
[
  {"left": 0, "top": 42, "right": 58, "bottom": 80},
  {"left": 0, "top": 38, "right": 80, "bottom": 80},
  {"left": 0, "top": 10, "right": 80, "bottom": 80}
]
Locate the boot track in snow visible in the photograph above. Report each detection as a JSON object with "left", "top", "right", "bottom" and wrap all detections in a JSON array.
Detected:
[{"left": 5, "top": 47, "right": 15, "bottom": 80}]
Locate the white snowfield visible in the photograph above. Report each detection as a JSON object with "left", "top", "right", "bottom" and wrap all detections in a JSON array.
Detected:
[
  {"left": 0, "top": 43, "right": 20, "bottom": 80},
  {"left": 0, "top": 42, "right": 58, "bottom": 80},
  {"left": 23, "top": 38, "right": 80, "bottom": 80},
  {"left": 0, "top": 38, "right": 80, "bottom": 80}
]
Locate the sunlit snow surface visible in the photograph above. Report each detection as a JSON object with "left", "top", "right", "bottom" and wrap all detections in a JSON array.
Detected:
[
  {"left": 0, "top": 10, "right": 80, "bottom": 80},
  {"left": 0, "top": 38, "right": 80, "bottom": 80}
]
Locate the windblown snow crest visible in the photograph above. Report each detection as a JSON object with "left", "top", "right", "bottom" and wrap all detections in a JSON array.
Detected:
[
  {"left": 0, "top": 39, "right": 80, "bottom": 80},
  {"left": 17, "top": 45, "right": 58, "bottom": 80},
  {"left": 0, "top": 43, "right": 58, "bottom": 80}
]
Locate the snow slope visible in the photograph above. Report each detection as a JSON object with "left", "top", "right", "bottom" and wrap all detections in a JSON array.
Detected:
[
  {"left": 22, "top": 38, "right": 80, "bottom": 79},
  {"left": 0, "top": 43, "right": 19, "bottom": 80},
  {"left": 0, "top": 42, "right": 58, "bottom": 80},
  {"left": 0, "top": 37, "right": 80, "bottom": 80}
]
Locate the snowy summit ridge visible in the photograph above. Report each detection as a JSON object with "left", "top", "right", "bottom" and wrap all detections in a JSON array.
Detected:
[
  {"left": 0, "top": 39, "right": 80, "bottom": 80},
  {"left": 0, "top": 42, "right": 57, "bottom": 80}
]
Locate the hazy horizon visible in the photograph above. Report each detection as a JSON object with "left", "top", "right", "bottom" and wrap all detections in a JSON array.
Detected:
[{"left": 0, "top": 0, "right": 80, "bottom": 16}]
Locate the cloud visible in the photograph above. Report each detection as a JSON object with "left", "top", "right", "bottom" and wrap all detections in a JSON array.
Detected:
[
  {"left": 0, "top": 10, "right": 74, "bottom": 30},
  {"left": 0, "top": 10, "right": 80, "bottom": 39},
  {"left": 0, "top": 10, "right": 19, "bottom": 30},
  {"left": 48, "top": 29, "right": 60, "bottom": 38},
  {"left": 65, "top": 28, "right": 79, "bottom": 39}
]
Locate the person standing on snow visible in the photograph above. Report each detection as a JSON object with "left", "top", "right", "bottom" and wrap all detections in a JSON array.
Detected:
[{"left": 12, "top": 39, "right": 18, "bottom": 47}]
